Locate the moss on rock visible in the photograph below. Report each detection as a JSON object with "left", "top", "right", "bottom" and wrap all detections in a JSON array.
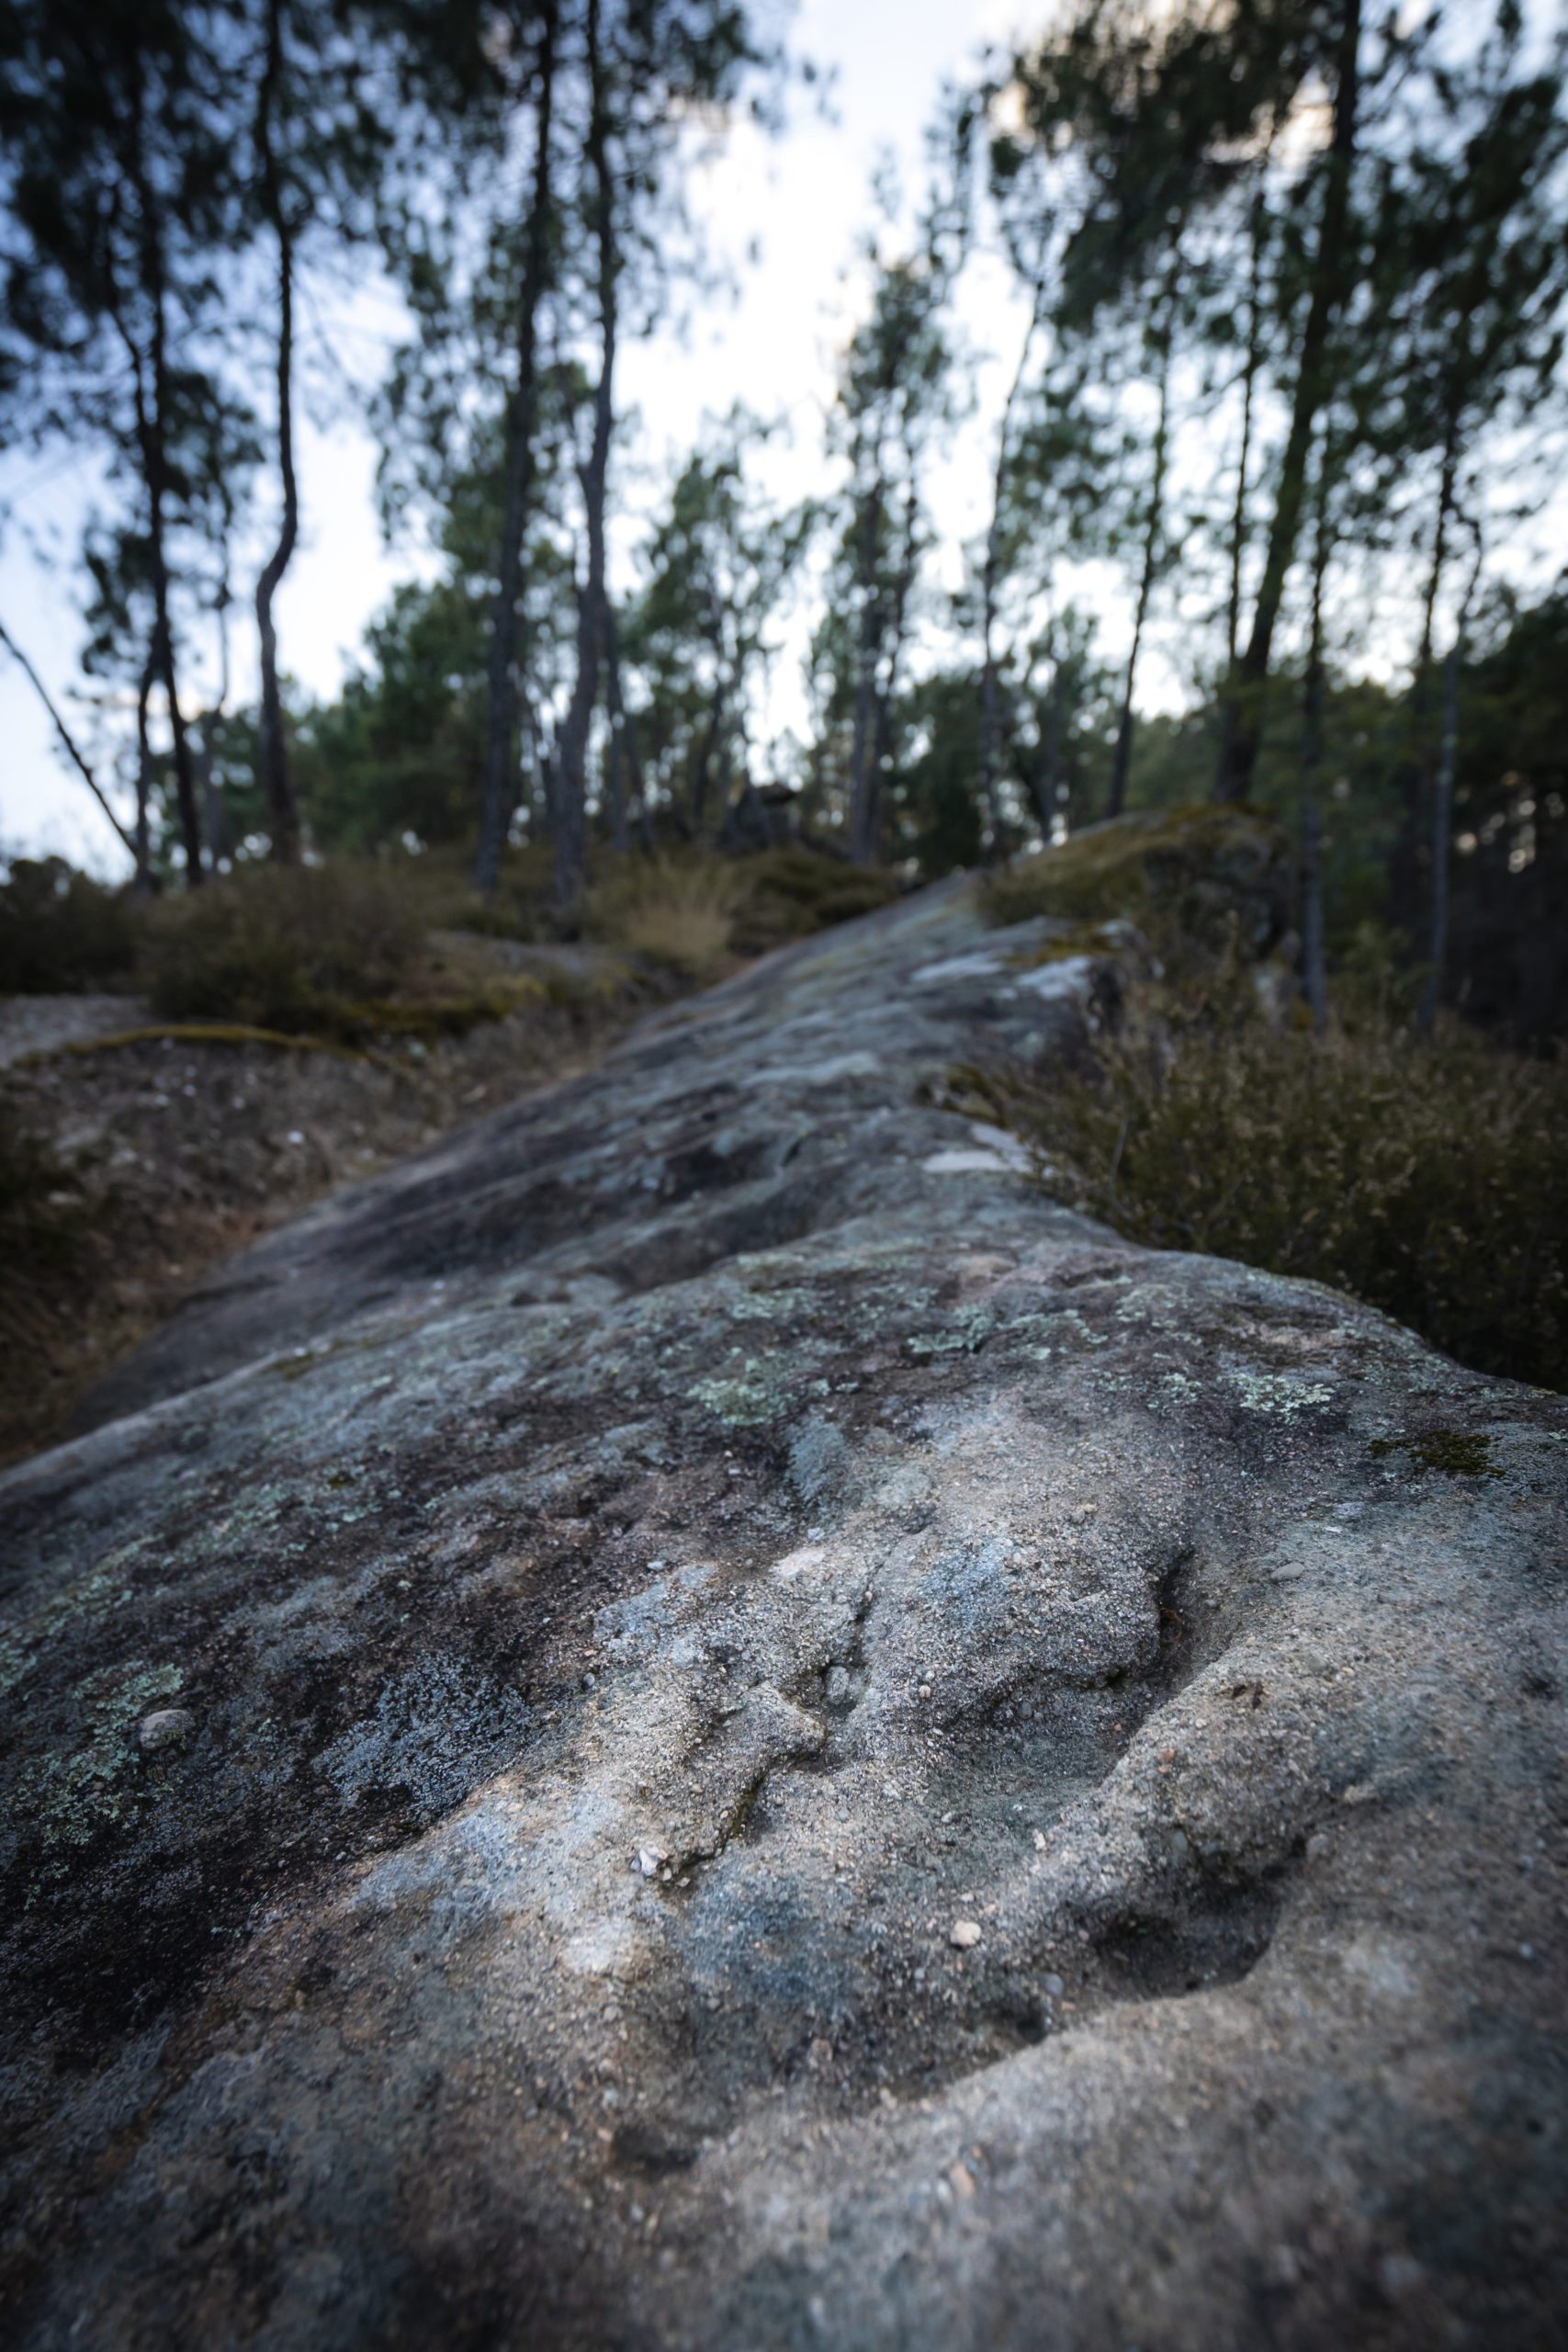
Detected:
[{"left": 980, "top": 804, "right": 1292, "bottom": 961}]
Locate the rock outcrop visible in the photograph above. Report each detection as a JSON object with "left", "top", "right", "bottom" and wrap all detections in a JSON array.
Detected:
[{"left": 2, "top": 879, "right": 1564, "bottom": 2349}]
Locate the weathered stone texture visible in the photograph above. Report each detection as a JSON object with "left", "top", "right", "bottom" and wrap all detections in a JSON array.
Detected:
[{"left": 2, "top": 880, "right": 1564, "bottom": 2348}]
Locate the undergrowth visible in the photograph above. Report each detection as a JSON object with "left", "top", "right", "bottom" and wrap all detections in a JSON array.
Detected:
[
  {"left": 144, "top": 861, "right": 423, "bottom": 1034},
  {"left": 953, "top": 956, "right": 1568, "bottom": 1393},
  {"left": 583, "top": 855, "right": 748, "bottom": 977},
  {"left": 0, "top": 857, "right": 138, "bottom": 992}
]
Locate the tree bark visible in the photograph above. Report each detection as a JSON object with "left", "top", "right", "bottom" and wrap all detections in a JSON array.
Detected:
[
  {"left": 1108, "top": 320, "right": 1172, "bottom": 820},
  {"left": 1391, "top": 419, "right": 1458, "bottom": 940},
  {"left": 846, "top": 426, "right": 886, "bottom": 866},
  {"left": 1299, "top": 464, "right": 1332, "bottom": 1030},
  {"left": 601, "top": 594, "right": 637, "bottom": 854},
  {"left": 1417, "top": 524, "right": 1483, "bottom": 1035},
  {"left": 122, "top": 84, "right": 203, "bottom": 883},
  {"left": 980, "top": 271, "right": 1046, "bottom": 861},
  {"left": 254, "top": 0, "right": 301, "bottom": 864},
  {"left": 870, "top": 473, "right": 919, "bottom": 845},
  {"left": 1215, "top": 183, "right": 1267, "bottom": 796},
  {"left": 553, "top": 0, "right": 615, "bottom": 915},
  {"left": 1213, "top": 0, "right": 1360, "bottom": 804},
  {"left": 476, "top": 0, "right": 558, "bottom": 896},
  {"left": 134, "top": 649, "right": 156, "bottom": 886}
]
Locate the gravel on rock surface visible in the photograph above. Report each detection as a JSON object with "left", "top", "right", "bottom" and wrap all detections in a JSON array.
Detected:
[{"left": 0, "top": 876, "right": 1564, "bottom": 2350}]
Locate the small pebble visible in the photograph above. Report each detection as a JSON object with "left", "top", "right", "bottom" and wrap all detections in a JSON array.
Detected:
[
  {"left": 950, "top": 1918, "right": 982, "bottom": 1950},
  {"left": 1043, "top": 1973, "right": 1064, "bottom": 1997},
  {"left": 138, "top": 1708, "right": 195, "bottom": 1756}
]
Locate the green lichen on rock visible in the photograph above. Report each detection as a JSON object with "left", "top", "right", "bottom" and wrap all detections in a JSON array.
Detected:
[
  {"left": 1370, "top": 1429, "right": 1505, "bottom": 1478},
  {"left": 18, "top": 1659, "right": 185, "bottom": 1853}
]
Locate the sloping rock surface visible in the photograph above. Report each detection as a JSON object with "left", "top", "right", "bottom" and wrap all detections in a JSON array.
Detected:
[{"left": 2, "top": 880, "right": 1564, "bottom": 2349}]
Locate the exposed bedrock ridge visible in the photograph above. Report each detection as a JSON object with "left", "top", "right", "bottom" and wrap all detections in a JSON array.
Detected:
[{"left": 1, "top": 877, "right": 1564, "bottom": 2351}]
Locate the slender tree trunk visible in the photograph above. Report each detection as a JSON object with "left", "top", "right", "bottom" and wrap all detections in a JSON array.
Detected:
[
  {"left": 1215, "top": 184, "right": 1267, "bottom": 796},
  {"left": 0, "top": 616, "right": 140, "bottom": 865},
  {"left": 600, "top": 594, "right": 637, "bottom": 854},
  {"left": 1391, "top": 422, "right": 1458, "bottom": 940},
  {"left": 1108, "top": 327, "right": 1172, "bottom": 820},
  {"left": 847, "top": 445, "right": 886, "bottom": 866},
  {"left": 476, "top": 0, "right": 558, "bottom": 896},
  {"left": 869, "top": 475, "right": 919, "bottom": 846},
  {"left": 254, "top": 0, "right": 301, "bottom": 863},
  {"left": 1214, "top": 0, "right": 1360, "bottom": 804},
  {"left": 118, "top": 65, "right": 202, "bottom": 884},
  {"left": 980, "top": 272, "right": 1046, "bottom": 860},
  {"left": 129, "top": 322, "right": 202, "bottom": 882},
  {"left": 1300, "top": 466, "right": 1332, "bottom": 1030},
  {"left": 690, "top": 678, "right": 726, "bottom": 833},
  {"left": 1417, "top": 526, "right": 1483, "bottom": 1035},
  {"left": 134, "top": 650, "right": 155, "bottom": 887},
  {"left": 554, "top": 0, "right": 615, "bottom": 915},
  {"left": 1415, "top": 641, "right": 1461, "bottom": 1035}
]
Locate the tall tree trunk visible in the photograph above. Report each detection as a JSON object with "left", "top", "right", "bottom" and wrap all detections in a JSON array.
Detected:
[
  {"left": 847, "top": 436, "right": 886, "bottom": 867},
  {"left": 476, "top": 0, "right": 558, "bottom": 896},
  {"left": 980, "top": 272, "right": 1046, "bottom": 860},
  {"left": 1299, "top": 462, "right": 1331, "bottom": 1030},
  {"left": 254, "top": 0, "right": 301, "bottom": 864},
  {"left": 1108, "top": 322, "right": 1172, "bottom": 820},
  {"left": 690, "top": 678, "right": 726, "bottom": 834},
  {"left": 870, "top": 474, "right": 919, "bottom": 843},
  {"left": 1391, "top": 421, "right": 1458, "bottom": 942},
  {"left": 134, "top": 649, "right": 156, "bottom": 888},
  {"left": 553, "top": 0, "right": 615, "bottom": 915},
  {"left": 1215, "top": 183, "right": 1267, "bottom": 797},
  {"left": 1417, "top": 525, "right": 1483, "bottom": 1035},
  {"left": 1214, "top": 0, "right": 1360, "bottom": 804},
  {"left": 119, "top": 63, "right": 202, "bottom": 884},
  {"left": 601, "top": 594, "right": 637, "bottom": 854}
]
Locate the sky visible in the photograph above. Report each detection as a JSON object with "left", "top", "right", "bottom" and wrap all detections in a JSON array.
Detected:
[{"left": 0, "top": 0, "right": 1040, "bottom": 873}]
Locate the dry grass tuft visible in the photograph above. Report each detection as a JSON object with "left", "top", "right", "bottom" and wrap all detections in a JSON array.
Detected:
[{"left": 584, "top": 856, "right": 749, "bottom": 978}]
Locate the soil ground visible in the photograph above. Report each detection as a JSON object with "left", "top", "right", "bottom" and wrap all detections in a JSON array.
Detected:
[{"left": 0, "top": 938, "right": 678, "bottom": 1463}]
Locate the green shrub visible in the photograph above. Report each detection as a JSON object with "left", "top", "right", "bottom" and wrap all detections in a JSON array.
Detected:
[
  {"left": 730, "top": 845, "right": 900, "bottom": 957},
  {"left": 0, "top": 856, "right": 138, "bottom": 994},
  {"left": 955, "top": 995, "right": 1568, "bottom": 1394},
  {"left": 143, "top": 860, "right": 423, "bottom": 1035},
  {"left": 979, "top": 804, "right": 1292, "bottom": 965}
]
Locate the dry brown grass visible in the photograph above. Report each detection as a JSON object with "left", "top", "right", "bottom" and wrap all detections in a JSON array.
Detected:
[{"left": 583, "top": 855, "right": 750, "bottom": 978}]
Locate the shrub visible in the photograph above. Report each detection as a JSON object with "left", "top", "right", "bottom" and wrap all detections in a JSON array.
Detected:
[
  {"left": 0, "top": 856, "right": 138, "bottom": 994},
  {"left": 143, "top": 860, "right": 423, "bottom": 1035},
  {"left": 979, "top": 804, "right": 1293, "bottom": 965},
  {"left": 729, "top": 845, "right": 901, "bottom": 957},
  {"left": 583, "top": 855, "right": 749, "bottom": 978},
  {"left": 955, "top": 990, "right": 1568, "bottom": 1394}
]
